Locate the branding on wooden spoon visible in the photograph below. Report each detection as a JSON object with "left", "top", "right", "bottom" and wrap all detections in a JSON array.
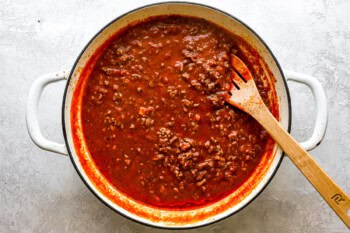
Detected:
[{"left": 331, "top": 193, "right": 345, "bottom": 205}]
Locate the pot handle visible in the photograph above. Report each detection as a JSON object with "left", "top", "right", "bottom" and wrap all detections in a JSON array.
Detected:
[
  {"left": 284, "top": 70, "right": 328, "bottom": 151},
  {"left": 26, "top": 71, "right": 69, "bottom": 155}
]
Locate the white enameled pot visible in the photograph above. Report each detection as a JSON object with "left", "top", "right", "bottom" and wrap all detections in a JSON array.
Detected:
[{"left": 26, "top": 2, "right": 328, "bottom": 229}]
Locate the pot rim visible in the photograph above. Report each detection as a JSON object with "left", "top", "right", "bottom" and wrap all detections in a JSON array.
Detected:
[{"left": 61, "top": 1, "right": 292, "bottom": 229}]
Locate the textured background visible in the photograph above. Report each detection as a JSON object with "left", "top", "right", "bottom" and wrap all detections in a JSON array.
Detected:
[{"left": 1, "top": 0, "right": 349, "bottom": 232}]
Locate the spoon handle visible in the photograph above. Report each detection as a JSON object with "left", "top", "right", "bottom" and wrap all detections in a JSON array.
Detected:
[{"left": 251, "top": 104, "right": 350, "bottom": 228}]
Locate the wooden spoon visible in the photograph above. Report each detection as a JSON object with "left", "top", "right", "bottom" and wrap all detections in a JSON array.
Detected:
[{"left": 226, "top": 54, "right": 350, "bottom": 228}]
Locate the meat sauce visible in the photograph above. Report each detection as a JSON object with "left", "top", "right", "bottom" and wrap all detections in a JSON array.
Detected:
[{"left": 80, "top": 16, "right": 277, "bottom": 209}]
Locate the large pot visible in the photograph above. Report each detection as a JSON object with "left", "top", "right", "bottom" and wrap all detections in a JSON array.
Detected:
[{"left": 26, "top": 2, "right": 327, "bottom": 229}]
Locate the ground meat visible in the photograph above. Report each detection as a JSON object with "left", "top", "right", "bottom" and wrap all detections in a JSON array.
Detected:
[{"left": 81, "top": 15, "right": 276, "bottom": 209}]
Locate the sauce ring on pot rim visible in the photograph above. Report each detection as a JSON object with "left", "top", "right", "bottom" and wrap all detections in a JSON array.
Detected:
[{"left": 62, "top": 2, "right": 291, "bottom": 229}]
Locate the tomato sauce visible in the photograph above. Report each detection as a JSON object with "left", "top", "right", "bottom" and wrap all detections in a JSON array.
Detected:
[{"left": 78, "top": 16, "right": 277, "bottom": 209}]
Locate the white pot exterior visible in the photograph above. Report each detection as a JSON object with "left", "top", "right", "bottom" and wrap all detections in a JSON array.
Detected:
[{"left": 26, "top": 2, "right": 327, "bottom": 229}]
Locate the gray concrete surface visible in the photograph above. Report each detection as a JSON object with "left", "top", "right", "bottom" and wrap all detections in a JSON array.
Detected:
[{"left": 1, "top": 0, "right": 349, "bottom": 232}]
